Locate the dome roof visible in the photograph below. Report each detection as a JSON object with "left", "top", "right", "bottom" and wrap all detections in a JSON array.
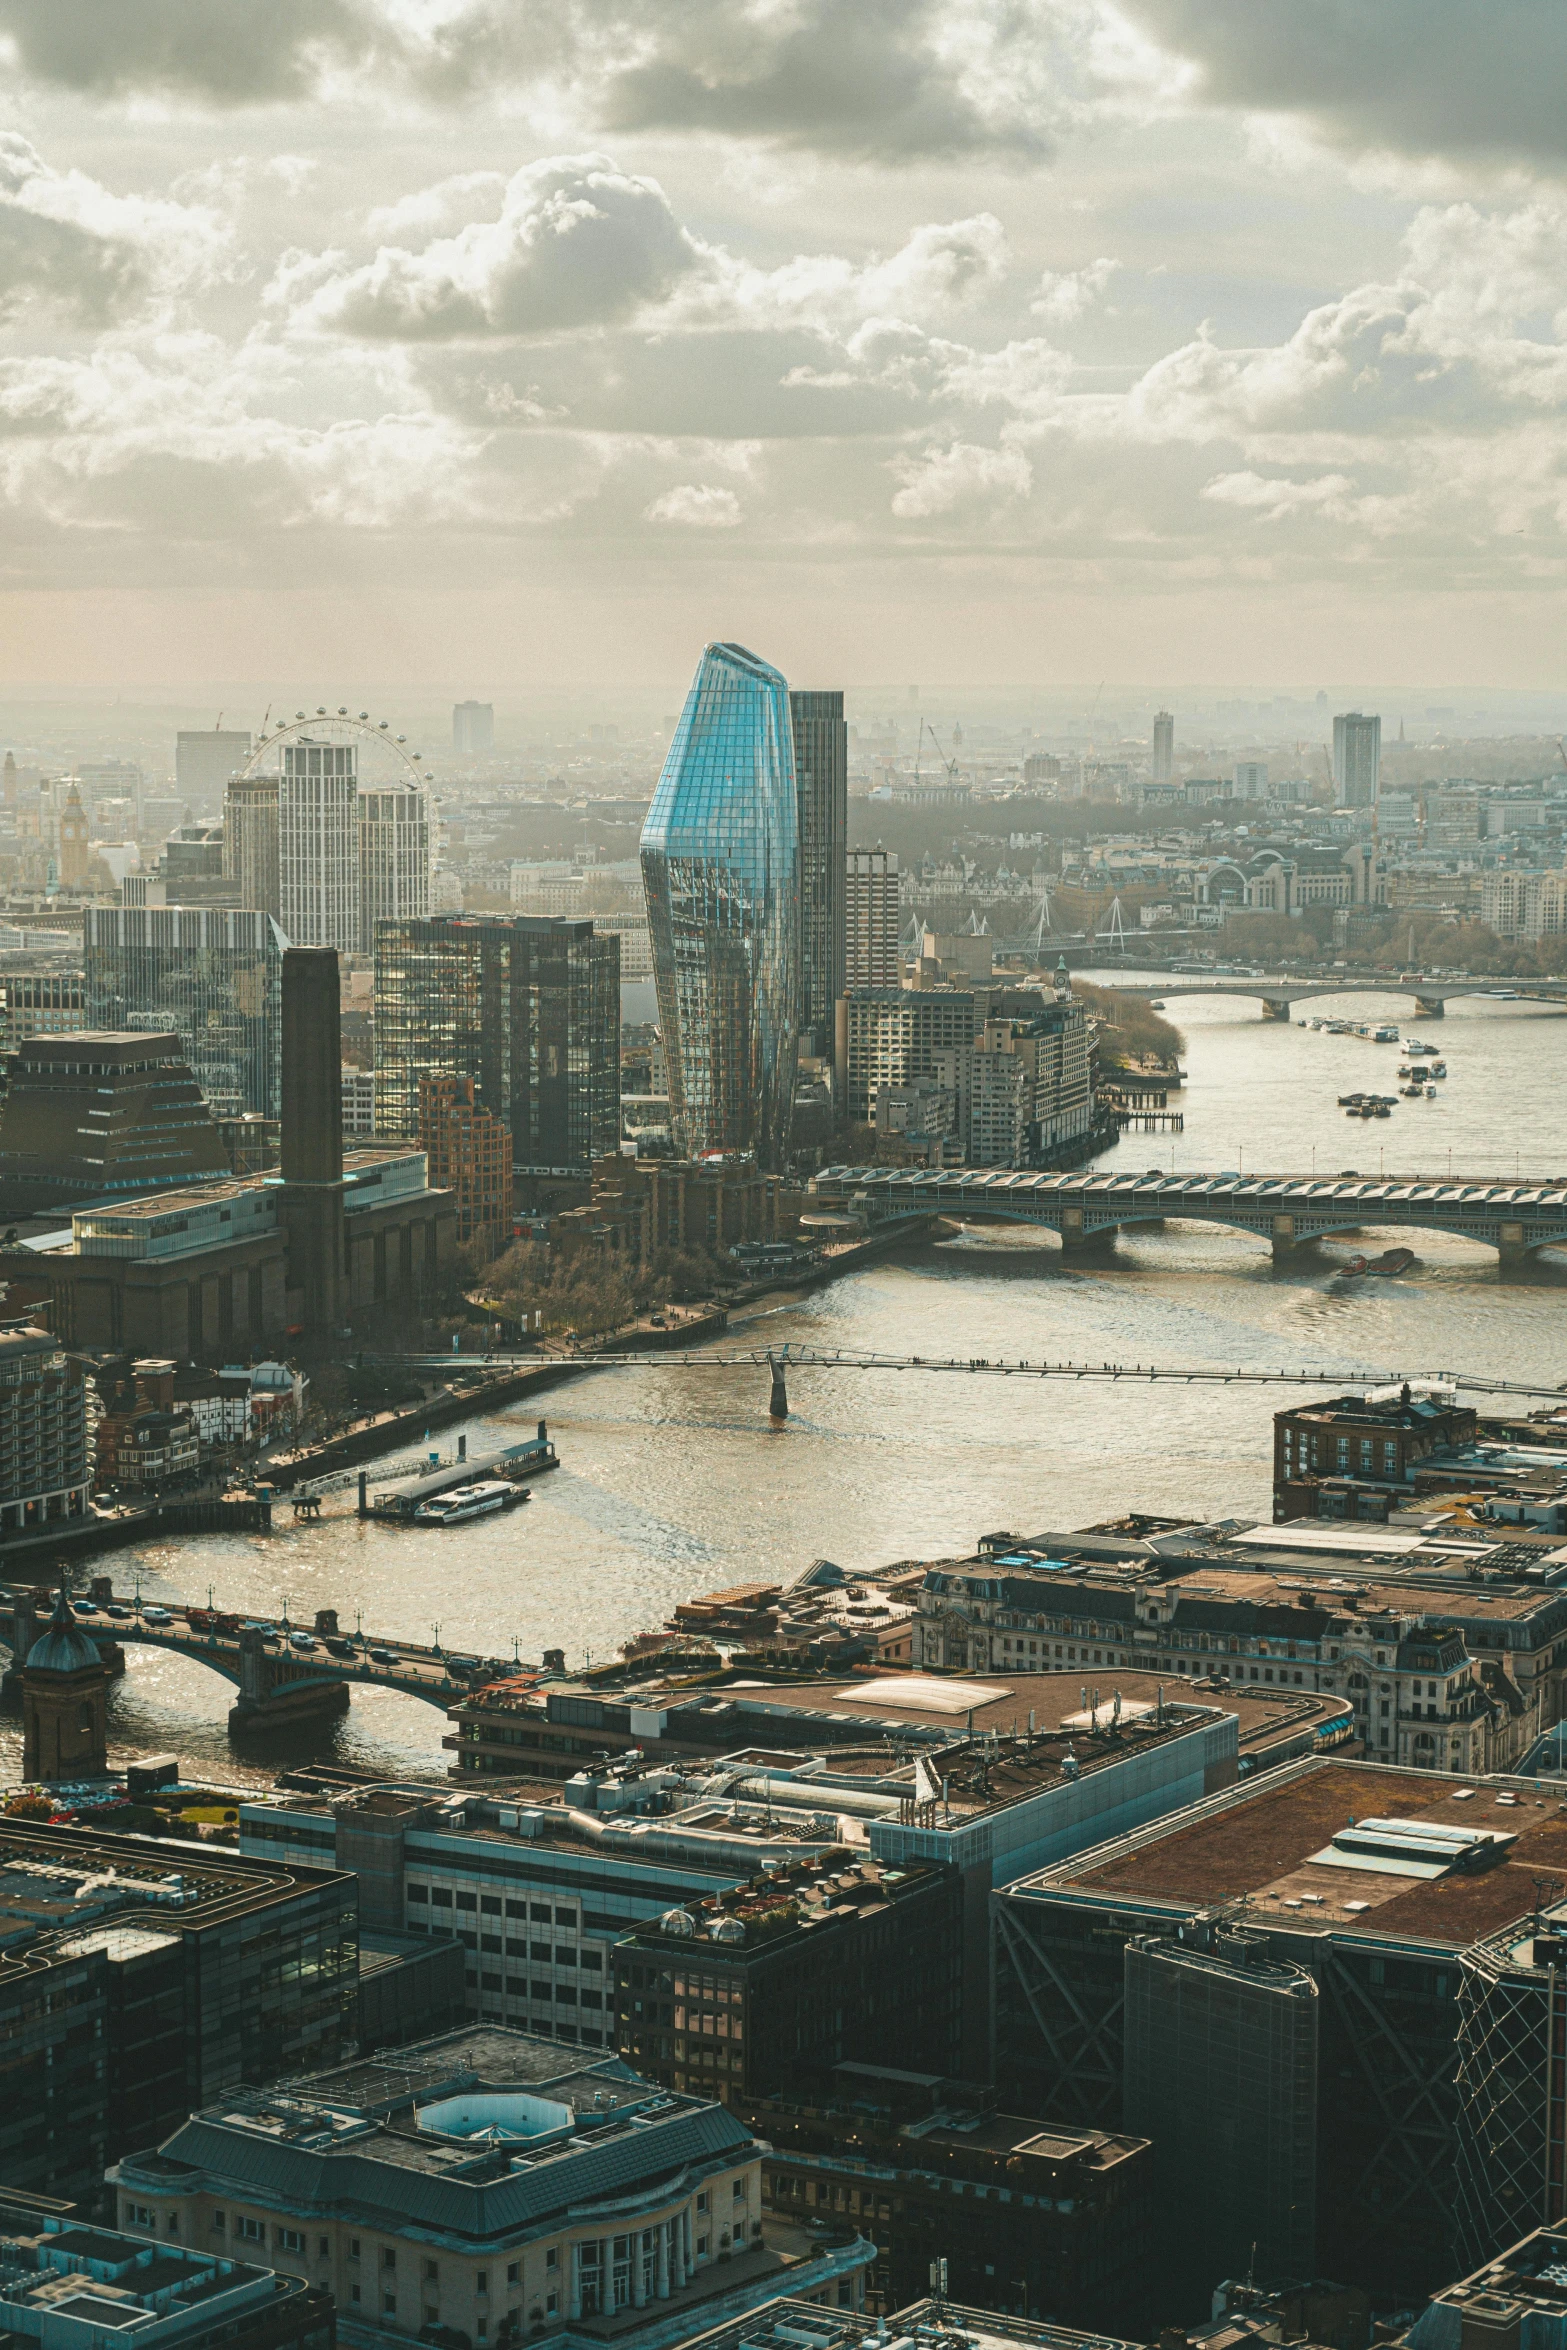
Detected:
[{"left": 26, "top": 1591, "right": 103, "bottom": 1677}]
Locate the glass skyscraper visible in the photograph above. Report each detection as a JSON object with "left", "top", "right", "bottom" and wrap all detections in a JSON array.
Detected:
[
  {"left": 641, "top": 642, "right": 800, "bottom": 1166},
  {"left": 83, "top": 905, "right": 285, "bottom": 1116}
]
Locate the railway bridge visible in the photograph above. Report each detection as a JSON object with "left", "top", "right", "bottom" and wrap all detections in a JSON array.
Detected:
[
  {"left": 0, "top": 1582, "right": 517, "bottom": 1736},
  {"left": 808, "top": 1166, "right": 1567, "bottom": 1265}
]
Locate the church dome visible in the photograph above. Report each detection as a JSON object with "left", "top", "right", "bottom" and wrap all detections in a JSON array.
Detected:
[{"left": 26, "top": 1592, "right": 104, "bottom": 1677}]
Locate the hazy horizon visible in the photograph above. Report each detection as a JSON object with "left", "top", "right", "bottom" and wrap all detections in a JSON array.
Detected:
[{"left": 5, "top": 3, "right": 1567, "bottom": 691}]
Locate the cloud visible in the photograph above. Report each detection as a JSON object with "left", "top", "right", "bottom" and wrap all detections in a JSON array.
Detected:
[
  {"left": 1119, "top": 0, "right": 1567, "bottom": 170},
  {"left": 644, "top": 482, "right": 742, "bottom": 526},
  {"left": 0, "top": 131, "right": 230, "bottom": 323},
  {"left": 287, "top": 154, "right": 700, "bottom": 339},
  {"left": 0, "top": 0, "right": 389, "bottom": 101},
  {"left": 889, "top": 438, "right": 1033, "bottom": 516},
  {"left": 1031, "top": 255, "right": 1117, "bottom": 323}
]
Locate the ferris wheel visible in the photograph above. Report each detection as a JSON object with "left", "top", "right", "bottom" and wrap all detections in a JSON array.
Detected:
[{"left": 240, "top": 704, "right": 434, "bottom": 789}]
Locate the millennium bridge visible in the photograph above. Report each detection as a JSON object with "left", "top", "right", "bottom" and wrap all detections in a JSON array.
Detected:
[{"left": 808, "top": 1166, "right": 1567, "bottom": 1265}]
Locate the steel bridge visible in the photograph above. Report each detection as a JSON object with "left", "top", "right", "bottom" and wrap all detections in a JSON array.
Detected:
[
  {"left": 1069, "top": 967, "right": 1567, "bottom": 1021},
  {"left": 808, "top": 1166, "right": 1567, "bottom": 1263}
]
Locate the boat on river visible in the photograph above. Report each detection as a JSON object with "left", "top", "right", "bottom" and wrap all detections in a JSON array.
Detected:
[{"left": 413, "top": 1480, "right": 531, "bottom": 1526}]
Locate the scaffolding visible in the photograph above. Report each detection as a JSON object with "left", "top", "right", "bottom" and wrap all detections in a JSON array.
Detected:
[{"left": 1453, "top": 1906, "right": 1567, "bottom": 2272}]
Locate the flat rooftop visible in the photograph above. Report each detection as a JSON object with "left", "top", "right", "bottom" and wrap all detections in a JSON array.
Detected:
[{"left": 1025, "top": 1757, "right": 1567, "bottom": 1946}]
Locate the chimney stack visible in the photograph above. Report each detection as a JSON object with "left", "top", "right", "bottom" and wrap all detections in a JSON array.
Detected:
[{"left": 281, "top": 946, "right": 343, "bottom": 1184}]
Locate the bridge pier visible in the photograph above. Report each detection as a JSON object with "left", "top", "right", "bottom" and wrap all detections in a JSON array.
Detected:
[
  {"left": 1413, "top": 996, "right": 1445, "bottom": 1019},
  {"left": 1260, "top": 997, "right": 1294, "bottom": 1021},
  {"left": 1058, "top": 1208, "right": 1115, "bottom": 1256},
  {"left": 768, "top": 1353, "right": 788, "bottom": 1419},
  {"left": 228, "top": 1625, "right": 350, "bottom": 1739}
]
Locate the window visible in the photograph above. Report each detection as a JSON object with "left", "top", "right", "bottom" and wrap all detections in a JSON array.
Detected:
[
  {"left": 477, "top": 2273, "right": 489, "bottom": 2296},
  {"left": 278, "top": 2229, "right": 305, "bottom": 2254},
  {"left": 696, "top": 2193, "right": 709, "bottom": 2213},
  {"left": 733, "top": 2181, "right": 746, "bottom": 2200},
  {"left": 506, "top": 2264, "right": 520, "bottom": 2287},
  {"left": 350, "top": 2241, "right": 361, "bottom": 2261},
  {"left": 480, "top": 1896, "right": 501, "bottom": 1915},
  {"left": 125, "top": 2205, "right": 153, "bottom": 2230},
  {"left": 546, "top": 2296, "right": 558, "bottom": 2316},
  {"left": 408, "top": 1885, "right": 429, "bottom": 1904},
  {"left": 423, "top": 2261, "right": 439, "bottom": 2284},
  {"left": 530, "top": 1903, "right": 552, "bottom": 1921},
  {"left": 319, "top": 2238, "right": 330, "bottom": 2257},
  {"left": 432, "top": 1888, "right": 453, "bottom": 1908},
  {"left": 382, "top": 2250, "right": 398, "bottom": 2272},
  {"left": 545, "top": 2250, "right": 559, "bottom": 2273},
  {"left": 212, "top": 2213, "right": 226, "bottom": 2234},
  {"left": 456, "top": 1892, "right": 477, "bottom": 1912},
  {"left": 384, "top": 2294, "right": 397, "bottom": 2316},
  {"left": 237, "top": 2219, "right": 264, "bottom": 2244},
  {"left": 351, "top": 2287, "right": 361, "bottom": 2306}
]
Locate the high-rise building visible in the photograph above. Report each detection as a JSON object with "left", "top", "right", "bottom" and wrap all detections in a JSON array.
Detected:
[
  {"left": 1152, "top": 709, "right": 1174, "bottom": 782},
  {"left": 452, "top": 699, "right": 494, "bottom": 755},
  {"left": 1233, "top": 759, "right": 1268, "bottom": 797},
  {"left": 1333, "top": 710, "right": 1381, "bottom": 806},
  {"left": 840, "top": 987, "right": 974, "bottom": 1126},
  {"left": 76, "top": 757, "right": 144, "bottom": 819},
  {"left": 0, "top": 1327, "right": 90, "bottom": 1536},
  {"left": 176, "top": 729, "right": 253, "bottom": 806},
  {"left": 418, "top": 1073, "right": 513, "bottom": 1259},
  {"left": 223, "top": 773, "right": 280, "bottom": 918},
  {"left": 641, "top": 642, "right": 800, "bottom": 1167},
  {"left": 359, "top": 784, "right": 431, "bottom": 950},
  {"left": 84, "top": 905, "right": 286, "bottom": 1117},
  {"left": 844, "top": 849, "right": 901, "bottom": 991},
  {"left": 278, "top": 736, "right": 358, "bottom": 950},
  {"left": 375, "top": 914, "right": 620, "bottom": 1173},
  {"left": 790, "top": 688, "right": 847, "bottom": 1057}
]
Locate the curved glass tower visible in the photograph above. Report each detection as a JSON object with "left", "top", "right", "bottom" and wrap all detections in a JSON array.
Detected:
[{"left": 641, "top": 642, "right": 799, "bottom": 1166}]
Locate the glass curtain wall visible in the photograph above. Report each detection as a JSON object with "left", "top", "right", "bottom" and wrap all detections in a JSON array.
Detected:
[
  {"left": 640, "top": 642, "right": 800, "bottom": 1166},
  {"left": 82, "top": 906, "right": 285, "bottom": 1116}
]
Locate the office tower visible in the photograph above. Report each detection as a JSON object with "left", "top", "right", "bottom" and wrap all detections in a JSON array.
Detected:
[
  {"left": 375, "top": 914, "right": 620, "bottom": 1172},
  {"left": 0, "top": 1031, "right": 229, "bottom": 1215},
  {"left": 1152, "top": 709, "right": 1174, "bottom": 781},
  {"left": 1333, "top": 710, "right": 1381, "bottom": 806},
  {"left": 418, "top": 1073, "right": 513, "bottom": 1258},
  {"left": 279, "top": 736, "right": 358, "bottom": 950},
  {"left": 1233, "top": 759, "right": 1268, "bottom": 798},
  {"left": 76, "top": 757, "right": 143, "bottom": 821},
  {"left": 223, "top": 773, "right": 280, "bottom": 918},
  {"left": 641, "top": 641, "right": 800, "bottom": 1166},
  {"left": 84, "top": 905, "right": 286, "bottom": 1117},
  {"left": 845, "top": 848, "right": 901, "bottom": 989},
  {"left": 175, "top": 729, "right": 252, "bottom": 806},
  {"left": 279, "top": 945, "right": 345, "bottom": 1327},
  {"left": 452, "top": 699, "right": 494, "bottom": 754},
  {"left": 358, "top": 784, "right": 430, "bottom": 950},
  {"left": 790, "top": 687, "right": 847, "bottom": 1057},
  {"left": 58, "top": 783, "right": 90, "bottom": 886},
  {"left": 841, "top": 988, "right": 974, "bottom": 1125}
]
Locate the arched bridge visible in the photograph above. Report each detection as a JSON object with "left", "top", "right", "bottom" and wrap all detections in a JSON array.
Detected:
[
  {"left": 1077, "top": 968, "right": 1567, "bottom": 1021},
  {"left": 809, "top": 1166, "right": 1567, "bottom": 1264},
  {"left": 0, "top": 1585, "right": 517, "bottom": 1736}
]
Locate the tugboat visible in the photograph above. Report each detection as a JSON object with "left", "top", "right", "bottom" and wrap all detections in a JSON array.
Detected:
[{"left": 1365, "top": 1247, "right": 1416, "bottom": 1276}]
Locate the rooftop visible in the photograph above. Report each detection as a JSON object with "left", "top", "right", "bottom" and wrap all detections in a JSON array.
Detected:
[
  {"left": 0, "top": 2199, "right": 288, "bottom": 2343},
  {"left": 681, "top": 2298, "right": 1141, "bottom": 2350},
  {"left": 1018, "top": 1757, "right": 1567, "bottom": 1946},
  {"left": 1406, "top": 2218, "right": 1567, "bottom": 2350}
]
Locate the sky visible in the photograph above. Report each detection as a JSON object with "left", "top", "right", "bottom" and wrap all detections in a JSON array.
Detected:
[{"left": 5, "top": 0, "right": 1567, "bottom": 693}]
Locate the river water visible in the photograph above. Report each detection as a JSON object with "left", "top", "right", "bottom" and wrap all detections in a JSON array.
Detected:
[{"left": 10, "top": 987, "right": 1566, "bottom": 1789}]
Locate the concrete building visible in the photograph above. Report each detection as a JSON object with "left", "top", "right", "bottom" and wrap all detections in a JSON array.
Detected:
[
  {"left": 0, "top": 1030, "right": 230, "bottom": 1217},
  {"left": 0, "top": 1817, "right": 357, "bottom": 2205},
  {"left": 0, "top": 1325, "right": 91, "bottom": 1533},
  {"left": 453, "top": 700, "right": 494, "bottom": 755},
  {"left": 844, "top": 850, "right": 900, "bottom": 992},
  {"left": 612, "top": 1850, "right": 962, "bottom": 2101},
  {"left": 0, "top": 2201, "right": 331, "bottom": 2350},
  {"left": 1480, "top": 868, "right": 1567, "bottom": 942},
  {"left": 1152, "top": 711, "right": 1174, "bottom": 783},
  {"left": 342, "top": 1066, "right": 376, "bottom": 1137},
  {"left": 111, "top": 2028, "right": 873, "bottom": 2350},
  {"left": 839, "top": 987, "right": 973, "bottom": 1126},
  {"left": 359, "top": 786, "right": 430, "bottom": 952},
  {"left": 279, "top": 737, "right": 358, "bottom": 952},
  {"left": 0, "top": 971, "right": 86, "bottom": 1049},
  {"left": 1401, "top": 2219, "right": 1567, "bottom": 2350},
  {"left": 1332, "top": 712, "right": 1380, "bottom": 808},
  {"left": 176, "top": 730, "right": 254, "bottom": 806},
  {"left": 223, "top": 772, "right": 280, "bottom": 919},
  {"left": 751, "top": 2071, "right": 1154, "bottom": 2328},
  {"left": 684, "top": 2299, "right": 1140, "bottom": 2350},
  {"left": 992, "top": 1757, "right": 1567, "bottom": 2298}
]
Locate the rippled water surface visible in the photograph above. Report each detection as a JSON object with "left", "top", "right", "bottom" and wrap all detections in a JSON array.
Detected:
[{"left": 14, "top": 987, "right": 1565, "bottom": 1786}]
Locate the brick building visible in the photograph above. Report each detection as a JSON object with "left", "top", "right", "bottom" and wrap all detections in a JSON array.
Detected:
[{"left": 419, "top": 1074, "right": 513, "bottom": 1260}]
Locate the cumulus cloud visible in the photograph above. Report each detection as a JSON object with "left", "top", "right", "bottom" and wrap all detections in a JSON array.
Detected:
[
  {"left": 0, "top": 131, "right": 230, "bottom": 323},
  {"left": 889, "top": 438, "right": 1032, "bottom": 516},
  {"left": 287, "top": 155, "right": 700, "bottom": 339},
  {"left": 1119, "top": 0, "right": 1567, "bottom": 169},
  {"left": 644, "top": 482, "right": 743, "bottom": 526},
  {"left": 0, "top": 0, "right": 392, "bottom": 101},
  {"left": 1031, "top": 255, "right": 1117, "bottom": 322}
]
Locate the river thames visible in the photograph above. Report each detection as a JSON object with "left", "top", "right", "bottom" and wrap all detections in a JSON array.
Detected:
[{"left": 16, "top": 986, "right": 1567, "bottom": 1788}]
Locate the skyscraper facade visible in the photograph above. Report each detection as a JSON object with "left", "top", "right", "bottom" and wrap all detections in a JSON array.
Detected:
[
  {"left": 175, "top": 731, "right": 252, "bottom": 808},
  {"left": 452, "top": 701, "right": 494, "bottom": 755},
  {"left": 374, "top": 914, "right": 619, "bottom": 1173},
  {"left": 1152, "top": 710, "right": 1174, "bottom": 782},
  {"left": 83, "top": 906, "right": 286, "bottom": 1117},
  {"left": 222, "top": 774, "right": 280, "bottom": 920},
  {"left": 358, "top": 786, "right": 430, "bottom": 951},
  {"left": 641, "top": 642, "right": 800, "bottom": 1166},
  {"left": 790, "top": 688, "right": 847, "bottom": 1058},
  {"left": 279, "top": 739, "right": 358, "bottom": 952},
  {"left": 1333, "top": 711, "right": 1381, "bottom": 807},
  {"left": 845, "top": 848, "right": 901, "bottom": 989}
]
